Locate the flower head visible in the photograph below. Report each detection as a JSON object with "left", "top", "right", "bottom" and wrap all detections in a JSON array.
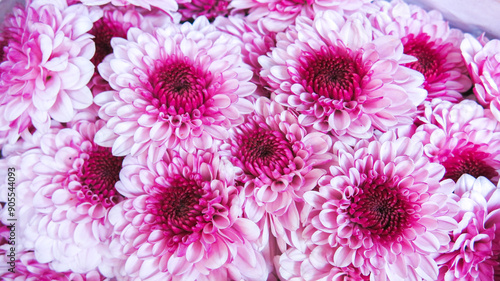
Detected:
[
  {"left": 461, "top": 34, "right": 500, "bottom": 123},
  {"left": 109, "top": 149, "right": 268, "bottom": 280},
  {"left": 95, "top": 17, "right": 255, "bottom": 157},
  {"left": 369, "top": 0, "right": 471, "bottom": 102},
  {"left": 0, "top": 118, "right": 124, "bottom": 275},
  {"left": 413, "top": 99, "right": 500, "bottom": 184},
  {"left": 221, "top": 97, "right": 332, "bottom": 235},
  {"left": 436, "top": 175, "right": 500, "bottom": 281},
  {"left": 0, "top": 0, "right": 95, "bottom": 146},
  {"left": 302, "top": 133, "right": 459, "bottom": 280},
  {"left": 260, "top": 11, "right": 426, "bottom": 139}
]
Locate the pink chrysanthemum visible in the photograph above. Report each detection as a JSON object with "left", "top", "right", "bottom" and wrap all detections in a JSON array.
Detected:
[
  {"left": 412, "top": 99, "right": 500, "bottom": 184},
  {"left": 0, "top": 1, "right": 95, "bottom": 146},
  {"left": 109, "top": 149, "right": 268, "bottom": 280},
  {"left": 1, "top": 118, "right": 124, "bottom": 276},
  {"left": 260, "top": 11, "right": 426, "bottom": 139},
  {"left": 95, "top": 17, "right": 255, "bottom": 157},
  {"left": 461, "top": 34, "right": 500, "bottom": 123},
  {"left": 301, "top": 133, "right": 459, "bottom": 281},
  {"left": 220, "top": 97, "right": 332, "bottom": 236},
  {"left": 436, "top": 175, "right": 500, "bottom": 281},
  {"left": 214, "top": 15, "right": 277, "bottom": 98},
  {"left": 0, "top": 251, "right": 106, "bottom": 281},
  {"left": 178, "top": 0, "right": 231, "bottom": 22},
  {"left": 229, "top": 0, "right": 371, "bottom": 33},
  {"left": 369, "top": 0, "right": 471, "bottom": 102}
]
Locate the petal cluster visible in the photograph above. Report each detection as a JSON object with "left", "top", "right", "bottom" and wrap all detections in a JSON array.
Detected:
[
  {"left": 260, "top": 10, "right": 426, "bottom": 139},
  {"left": 95, "top": 17, "right": 255, "bottom": 157},
  {"left": 299, "top": 133, "right": 459, "bottom": 280},
  {"left": 109, "top": 149, "right": 268, "bottom": 280},
  {"left": 0, "top": 0, "right": 95, "bottom": 146}
]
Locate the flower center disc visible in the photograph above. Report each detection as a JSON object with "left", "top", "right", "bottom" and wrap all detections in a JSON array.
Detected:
[
  {"left": 442, "top": 147, "right": 498, "bottom": 182},
  {"left": 348, "top": 177, "right": 412, "bottom": 238},
  {"left": 79, "top": 146, "right": 124, "bottom": 208},
  {"left": 147, "top": 174, "right": 211, "bottom": 246},
  {"left": 402, "top": 33, "right": 447, "bottom": 84},
  {"left": 302, "top": 52, "right": 361, "bottom": 102},
  {"left": 150, "top": 59, "right": 208, "bottom": 114},
  {"left": 89, "top": 17, "right": 127, "bottom": 70},
  {"left": 235, "top": 128, "right": 294, "bottom": 178}
]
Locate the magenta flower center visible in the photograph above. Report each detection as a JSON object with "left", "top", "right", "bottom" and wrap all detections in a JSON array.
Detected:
[
  {"left": 147, "top": 174, "right": 217, "bottom": 247},
  {"left": 402, "top": 33, "right": 448, "bottom": 85},
  {"left": 89, "top": 17, "right": 128, "bottom": 70},
  {"left": 78, "top": 146, "right": 124, "bottom": 208},
  {"left": 149, "top": 59, "right": 208, "bottom": 115},
  {"left": 234, "top": 127, "right": 294, "bottom": 178},
  {"left": 301, "top": 50, "right": 362, "bottom": 102},
  {"left": 442, "top": 146, "right": 498, "bottom": 182},
  {"left": 348, "top": 176, "right": 414, "bottom": 238}
]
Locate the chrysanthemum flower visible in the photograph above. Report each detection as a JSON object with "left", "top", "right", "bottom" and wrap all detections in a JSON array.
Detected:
[
  {"left": 0, "top": 251, "right": 106, "bottom": 281},
  {"left": 369, "top": 0, "right": 471, "bottom": 102},
  {"left": 0, "top": 118, "right": 124, "bottom": 276},
  {"left": 436, "top": 175, "right": 500, "bottom": 281},
  {"left": 301, "top": 133, "right": 459, "bottom": 281},
  {"left": 95, "top": 17, "right": 255, "bottom": 157},
  {"left": 109, "top": 149, "right": 268, "bottom": 280},
  {"left": 214, "top": 15, "right": 276, "bottom": 98},
  {"left": 412, "top": 99, "right": 500, "bottom": 184},
  {"left": 229, "top": 0, "right": 371, "bottom": 33},
  {"left": 260, "top": 11, "right": 426, "bottom": 139},
  {"left": 220, "top": 97, "right": 332, "bottom": 237},
  {"left": 461, "top": 34, "right": 500, "bottom": 123},
  {"left": 0, "top": 0, "right": 95, "bottom": 146},
  {"left": 178, "top": 0, "right": 231, "bottom": 22}
]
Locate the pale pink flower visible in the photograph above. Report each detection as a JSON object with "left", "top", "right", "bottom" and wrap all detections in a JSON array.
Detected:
[
  {"left": 229, "top": 0, "right": 371, "bottom": 33},
  {"left": 277, "top": 228, "right": 370, "bottom": 281},
  {"left": 260, "top": 11, "right": 426, "bottom": 139},
  {"left": 214, "top": 15, "right": 276, "bottom": 98},
  {"left": 178, "top": 0, "right": 231, "bottom": 22},
  {"left": 436, "top": 175, "right": 500, "bottom": 281},
  {"left": 369, "top": 0, "right": 471, "bottom": 102},
  {"left": 302, "top": 132, "right": 459, "bottom": 281},
  {"left": 0, "top": 0, "right": 95, "bottom": 146},
  {"left": 461, "top": 33, "right": 500, "bottom": 123},
  {"left": 220, "top": 97, "right": 332, "bottom": 237},
  {"left": 0, "top": 119, "right": 124, "bottom": 276},
  {"left": 412, "top": 99, "right": 500, "bottom": 184},
  {"left": 109, "top": 149, "right": 268, "bottom": 280},
  {"left": 0, "top": 251, "right": 107, "bottom": 281},
  {"left": 95, "top": 17, "right": 255, "bottom": 157}
]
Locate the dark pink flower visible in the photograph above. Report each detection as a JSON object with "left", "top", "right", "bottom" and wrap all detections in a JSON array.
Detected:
[
  {"left": 178, "top": 0, "right": 231, "bottom": 22},
  {"left": 220, "top": 97, "right": 332, "bottom": 237}
]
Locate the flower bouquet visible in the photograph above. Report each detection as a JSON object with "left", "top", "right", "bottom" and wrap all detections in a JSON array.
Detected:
[{"left": 1, "top": 0, "right": 500, "bottom": 280}]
